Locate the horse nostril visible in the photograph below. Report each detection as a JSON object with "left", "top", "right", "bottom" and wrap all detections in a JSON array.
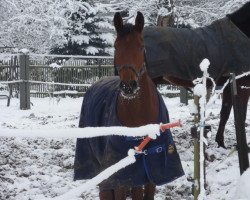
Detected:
[
  {"left": 120, "top": 81, "right": 126, "bottom": 90},
  {"left": 120, "top": 80, "right": 138, "bottom": 95},
  {"left": 131, "top": 80, "right": 138, "bottom": 90}
]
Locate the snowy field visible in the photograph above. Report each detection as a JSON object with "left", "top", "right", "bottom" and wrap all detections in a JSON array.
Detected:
[{"left": 0, "top": 96, "right": 249, "bottom": 200}]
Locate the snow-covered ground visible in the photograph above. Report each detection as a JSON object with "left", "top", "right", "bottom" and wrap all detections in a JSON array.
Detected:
[{"left": 0, "top": 96, "right": 249, "bottom": 200}]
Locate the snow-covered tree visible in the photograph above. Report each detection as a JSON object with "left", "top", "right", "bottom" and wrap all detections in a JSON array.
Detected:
[
  {"left": 174, "top": 0, "right": 249, "bottom": 26},
  {"left": 0, "top": 0, "right": 249, "bottom": 54},
  {"left": 104, "top": 0, "right": 249, "bottom": 27},
  {"left": 0, "top": 0, "right": 113, "bottom": 54},
  {"left": 51, "top": 0, "right": 114, "bottom": 56}
]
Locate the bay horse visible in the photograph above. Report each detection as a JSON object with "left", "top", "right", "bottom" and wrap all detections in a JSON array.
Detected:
[
  {"left": 74, "top": 12, "right": 184, "bottom": 200},
  {"left": 144, "top": 2, "right": 250, "bottom": 149}
]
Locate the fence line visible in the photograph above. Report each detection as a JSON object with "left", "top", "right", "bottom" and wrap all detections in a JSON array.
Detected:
[{"left": 0, "top": 53, "right": 187, "bottom": 108}]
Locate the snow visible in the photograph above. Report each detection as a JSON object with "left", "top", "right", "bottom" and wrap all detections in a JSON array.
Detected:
[
  {"left": 234, "top": 168, "right": 250, "bottom": 199},
  {"left": 42, "top": 155, "right": 136, "bottom": 200},
  {"left": 199, "top": 58, "right": 210, "bottom": 72},
  {"left": 49, "top": 63, "right": 62, "bottom": 68},
  {"left": 19, "top": 48, "right": 30, "bottom": 54},
  {"left": 0, "top": 96, "right": 249, "bottom": 200}
]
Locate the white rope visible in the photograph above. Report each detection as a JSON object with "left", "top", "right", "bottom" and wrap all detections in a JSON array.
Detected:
[
  {"left": 42, "top": 154, "right": 136, "bottom": 200},
  {"left": 206, "top": 70, "right": 250, "bottom": 112},
  {"left": 0, "top": 124, "right": 160, "bottom": 139}
]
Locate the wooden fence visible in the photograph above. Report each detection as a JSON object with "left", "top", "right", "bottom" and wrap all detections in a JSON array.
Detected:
[
  {"left": 28, "top": 54, "right": 114, "bottom": 97},
  {"left": 0, "top": 54, "right": 115, "bottom": 98},
  {"left": 0, "top": 53, "right": 189, "bottom": 109}
]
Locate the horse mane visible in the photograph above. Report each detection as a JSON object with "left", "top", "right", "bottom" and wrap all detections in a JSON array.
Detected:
[{"left": 227, "top": 2, "right": 250, "bottom": 37}]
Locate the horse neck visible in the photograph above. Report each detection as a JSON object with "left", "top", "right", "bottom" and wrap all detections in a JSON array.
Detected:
[
  {"left": 227, "top": 2, "right": 250, "bottom": 38},
  {"left": 117, "top": 73, "right": 159, "bottom": 127}
]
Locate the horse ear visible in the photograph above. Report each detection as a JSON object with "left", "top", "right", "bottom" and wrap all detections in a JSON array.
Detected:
[
  {"left": 114, "top": 12, "right": 123, "bottom": 33},
  {"left": 135, "top": 11, "right": 144, "bottom": 32}
]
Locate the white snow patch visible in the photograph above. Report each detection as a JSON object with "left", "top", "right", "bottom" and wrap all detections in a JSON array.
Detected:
[{"left": 234, "top": 168, "right": 250, "bottom": 200}]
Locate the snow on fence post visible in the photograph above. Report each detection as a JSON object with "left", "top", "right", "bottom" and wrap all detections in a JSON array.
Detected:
[
  {"left": 19, "top": 52, "right": 30, "bottom": 110},
  {"left": 230, "top": 73, "right": 249, "bottom": 174},
  {"left": 192, "top": 58, "right": 211, "bottom": 200}
]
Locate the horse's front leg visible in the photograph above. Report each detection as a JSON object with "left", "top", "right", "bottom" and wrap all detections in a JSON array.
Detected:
[
  {"left": 131, "top": 186, "right": 144, "bottom": 200},
  {"left": 99, "top": 189, "right": 114, "bottom": 200},
  {"left": 143, "top": 182, "right": 155, "bottom": 200},
  {"left": 215, "top": 85, "right": 232, "bottom": 148},
  {"left": 114, "top": 186, "right": 127, "bottom": 200}
]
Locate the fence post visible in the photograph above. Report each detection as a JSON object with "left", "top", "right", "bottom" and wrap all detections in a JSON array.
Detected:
[
  {"left": 192, "top": 95, "right": 200, "bottom": 200},
  {"left": 180, "top": 87, "right": 188, "bottom": 105},
  {"left": 19, "top": 54, "right": 30, "bottom": 110},
  {"left": 230, "top": 73, "right": 249, "bottom": 174},
  {"left": 98, "top": 60, "right": 102, "bottom": 79}
]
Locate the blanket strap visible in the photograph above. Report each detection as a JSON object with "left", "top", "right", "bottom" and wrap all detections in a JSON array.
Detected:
[
  {"left": 135, "top": 120, "right": 182, "bottom": 153},
  {"left": 139, "top": 144, "right": 167, "bottom": 156}
]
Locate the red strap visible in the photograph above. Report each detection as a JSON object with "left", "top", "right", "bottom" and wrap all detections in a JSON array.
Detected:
[{"left": 134, "top": 120, "right": 182, "bottom": 153}]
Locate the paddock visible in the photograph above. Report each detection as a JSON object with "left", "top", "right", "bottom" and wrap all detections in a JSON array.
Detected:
[{"left": 0, "top": 96, "right": 249, "bottom": 200}]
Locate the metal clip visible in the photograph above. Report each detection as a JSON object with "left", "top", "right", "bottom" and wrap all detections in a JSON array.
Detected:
[
  {"left": 143, "top": 150, "right": 148, "bottom": 155},
  {"left": 156, "top": 147, "right": 163, "bottom": 153}
]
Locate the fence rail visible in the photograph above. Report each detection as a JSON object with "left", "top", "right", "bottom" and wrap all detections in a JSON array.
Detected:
[
  {"left": 0, "top": 53, "right": 187, "bottom": 109},
  {"left": 0, "top": 53, "right": 115, "bottom": 98}
]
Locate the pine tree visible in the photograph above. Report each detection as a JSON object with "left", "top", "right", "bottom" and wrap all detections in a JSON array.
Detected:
[{"left": 51, "top": 0, "right": 113, "bottom": 56}]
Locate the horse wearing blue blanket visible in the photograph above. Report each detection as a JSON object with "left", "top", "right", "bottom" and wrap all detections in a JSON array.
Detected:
[{"left": 74, "top": 12, "right": 184, "bottom": 200}]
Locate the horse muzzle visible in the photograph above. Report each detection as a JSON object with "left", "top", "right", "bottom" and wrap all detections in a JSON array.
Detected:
[{"left": 119, "top": 80, "right": 139, "bottom": 98}]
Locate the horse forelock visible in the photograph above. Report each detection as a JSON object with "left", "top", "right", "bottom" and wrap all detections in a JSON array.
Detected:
[{"left": 117, "top": 24, "right": 136, "bottom": 37}]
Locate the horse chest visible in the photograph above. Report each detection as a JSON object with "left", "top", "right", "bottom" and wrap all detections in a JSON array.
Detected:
[{"left": 117, "top": 96, "right": 159, "bottom": 127}]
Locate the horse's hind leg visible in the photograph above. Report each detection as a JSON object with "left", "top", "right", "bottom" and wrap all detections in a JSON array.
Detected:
[
  {"left": 238, "top": 85, "right": 250, "bottom": 151},
  {"left": 216, "top": 80, "right": 250, "bottom": 149},
  {"left": 143, "top": 182, "right": 155, "bottom": 200},
  {"left": 215, "top": 85, "right": 232, "bottom": 148}
]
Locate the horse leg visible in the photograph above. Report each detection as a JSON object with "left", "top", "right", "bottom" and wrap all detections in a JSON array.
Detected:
[
  {"left": 238, "top": 86, "right": 250, "bottom": 152},
  {"left": 131, "top": 186, "right": 144, "bottom": 200},
  {"left": 99, "top": 189, "right": 114, "bottom": 200},
  {"left": 215, "top": 85, "right": 232, "bottom": 148},
  {"left": 114, "top": 186, "right": 127, "bottom": 200},
  {"left": 143, "top": 182, "right": 155, "bottom": 200}
]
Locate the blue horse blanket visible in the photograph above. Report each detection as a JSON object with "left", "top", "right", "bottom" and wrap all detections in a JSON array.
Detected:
[{"left": 74, "top": 76, "right": 184, "bottom": 190}]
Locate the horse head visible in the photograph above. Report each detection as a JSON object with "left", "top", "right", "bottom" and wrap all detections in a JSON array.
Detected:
[{"left": 114, "top": 12, "right": 146, "bottom": 98}]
